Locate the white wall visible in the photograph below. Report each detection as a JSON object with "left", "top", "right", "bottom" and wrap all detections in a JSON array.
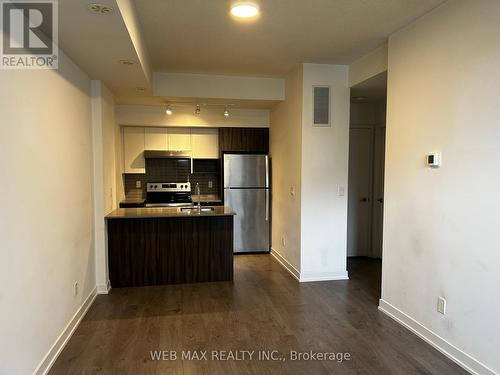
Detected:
[
  {"left": 381, "top": 1, "right": 500, "bottom": 373},
  {"left": 0, "top": 52, "right": 95, "bottom": 374},
  {"left": 269, "top": 66, "right": 303, "bottom": 274},
  {"left": 270, "top": 63, "right": 350, "bottom": 281},
  {"left": 91, "top": 81, "right": 119, "bottom": 294},
  {"left": 116, "top": 104, "right": 270, "bottom": 128},
  {"left": 300, "top": 64, "right": 350, "bottom": 281}
]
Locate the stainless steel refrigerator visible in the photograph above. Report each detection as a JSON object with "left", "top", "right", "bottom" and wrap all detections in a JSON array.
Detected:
[{"left": 224, "top": 154, "right": 270, "bottom": 253}]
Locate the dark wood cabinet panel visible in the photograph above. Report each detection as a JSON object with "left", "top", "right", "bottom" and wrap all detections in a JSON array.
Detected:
[
  {"left": 219, "top": 127, "right": 269, "bottom": 154},
  {"left": 107, "top": 216, "right": 233, "bottom": 287}
]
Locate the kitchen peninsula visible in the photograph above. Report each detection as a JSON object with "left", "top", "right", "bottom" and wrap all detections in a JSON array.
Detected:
[{"left": 106, "top": 207, "right": 235, "bottom": 287}]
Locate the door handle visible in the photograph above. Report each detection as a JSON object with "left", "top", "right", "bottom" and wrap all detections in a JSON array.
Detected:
[
  {"left": 377, "top": 198, "right": 384, "bottom": 203},
  {"left": 360, "top": 197, "right": 368, "bottom": 202}
]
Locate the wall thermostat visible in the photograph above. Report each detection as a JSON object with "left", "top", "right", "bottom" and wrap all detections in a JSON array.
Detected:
[{"left": 426, "top": 152, "right": 442, "bottom": 168}]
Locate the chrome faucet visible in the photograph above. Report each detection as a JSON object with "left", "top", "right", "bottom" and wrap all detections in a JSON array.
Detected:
[{"left": 195, "top": 183, "right": 201, "bottom": 213}]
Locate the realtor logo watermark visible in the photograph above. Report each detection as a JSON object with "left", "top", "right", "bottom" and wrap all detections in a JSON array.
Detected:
[{"left": 1, "top": 0, "right": 58, "bottom": 69}]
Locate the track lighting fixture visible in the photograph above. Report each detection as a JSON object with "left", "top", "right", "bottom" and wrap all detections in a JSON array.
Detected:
[
  {"left": 223, "top": 106, "right": 230, "bottom": 117},
  {"left": 195, "top": 104, "right": 201, "bottom": 115},
  {"left": 165, "top": 105, "right": 173, "bottom": 116}
]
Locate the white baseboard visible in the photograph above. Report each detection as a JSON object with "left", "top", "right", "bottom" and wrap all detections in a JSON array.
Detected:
[
  {"left": 270, "top": 248, "right": 300, "bottom": 281},
  {"left": 299, "top": 270, "right": 349, "bottom": 283},
  {"left": 97, "top": 279, "right": 111, "bottom": 294},
  {"left": 34, "top": 287, "right": 97, "bottom": 375},
  {"left": 270, "top": 248, "right": 349, "bottom": 283},
  {"left": 378, "top": 299, "right": 497, "bottom": 375}
]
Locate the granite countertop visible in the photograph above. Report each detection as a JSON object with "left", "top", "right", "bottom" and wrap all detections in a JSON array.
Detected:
[{"left": 106, "top": 206, "right": 235, "bottom": 219}]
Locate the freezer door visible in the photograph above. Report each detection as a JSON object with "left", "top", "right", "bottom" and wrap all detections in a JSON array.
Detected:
[
  {"left": 224, "top": 154, "right": 269, "bottom": 188},
  {"left": 225, "top": 188, "right": 270, "bottom": 253}
]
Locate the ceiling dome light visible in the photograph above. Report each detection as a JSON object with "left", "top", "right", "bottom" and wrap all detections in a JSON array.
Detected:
[
  {"left": 166, "top": 105, "right": 173, "bottom": 116},
  {"left": 230, "top": 3, "right": 259, "bottom": 18}
]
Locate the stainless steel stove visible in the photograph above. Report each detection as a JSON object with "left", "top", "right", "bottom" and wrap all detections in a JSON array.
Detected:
[{"left": 144, "top": 182, "right": 192, "bottom": 207}]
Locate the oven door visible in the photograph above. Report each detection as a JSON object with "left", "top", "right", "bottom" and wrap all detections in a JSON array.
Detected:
[{"left": 145, "top": 192, "right": 192, "bottom": 206}]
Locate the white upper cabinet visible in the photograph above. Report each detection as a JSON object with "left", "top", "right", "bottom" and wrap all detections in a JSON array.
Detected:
[
  {"left": 145, "top": 127, "right": 168, "bottom": 150},
  {"left": 122, "top": 127, "right": 220, "bottom": 173},
  {"left": 167, "top": 128, "right": 192, "bottom": 151},
  {"left": 123, "top": 127, "right": 145, "bottom": 173},
  {"left": 191, "top": 128, "right": 219, "bottom": 159}
]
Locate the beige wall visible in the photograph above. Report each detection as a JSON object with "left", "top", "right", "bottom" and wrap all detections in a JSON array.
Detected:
[
  {"left": 116, "top": 104, "right": 270, "bottom": 128},
  {"left": 116, "top": 0, "right": 152, "bottom": 84},
  {"left": 154, "top": 72, "right": 284, "bottom": 101},
  {"left": 270, "top": 66, "right": 303, "bottom": 273},
  {"left": 349, "top": 43, "right": 388, "bottom": 88},
  {"left": 0, "top": 52, "right": 95, "bottom": 374},
  {"left": 300, "top": 64, "right": 350, "bottom": 281},
  {"left": 381, "top": 1, "right": 500, "bottom": 373}
]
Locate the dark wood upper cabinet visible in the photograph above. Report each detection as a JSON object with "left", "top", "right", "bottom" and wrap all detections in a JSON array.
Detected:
[{"left": 219, "top": 128, "right": 269, "bottom": 154}]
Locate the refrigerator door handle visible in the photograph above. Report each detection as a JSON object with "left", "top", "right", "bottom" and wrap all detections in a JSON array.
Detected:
[
  {"left": 265, "top": 189, "right": 269, "bottom": 221},
  {"left": 265, "top": 156, "right": 269, "bottom": 188}
]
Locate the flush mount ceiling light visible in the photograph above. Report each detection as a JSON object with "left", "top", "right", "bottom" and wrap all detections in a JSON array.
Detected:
[
  {"left": 230, "top": 2, "right": 259, "bottom": 19},
  {"left": 165, "top": 105, "right": 173, "bottom": 116},
  {"left": 88, "top": 3, "right": 113, "bottom": 15}
]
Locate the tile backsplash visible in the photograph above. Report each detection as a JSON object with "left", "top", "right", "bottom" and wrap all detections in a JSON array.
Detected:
[{"left": 123, "top": 158, "right": 219, "bottom": 201}]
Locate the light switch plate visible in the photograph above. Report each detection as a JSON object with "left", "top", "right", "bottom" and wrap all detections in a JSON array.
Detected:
[
  {"left": 437, "top": 297, "right": 446, "bottom": 315},
  {"left": 337, "top": 185, "right": 345, "bottom": 196}
]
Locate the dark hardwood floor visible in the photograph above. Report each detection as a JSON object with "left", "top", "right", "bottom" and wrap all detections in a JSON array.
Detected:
[{"left": 50, "top": 256, "right": 466, "bottom": 374}]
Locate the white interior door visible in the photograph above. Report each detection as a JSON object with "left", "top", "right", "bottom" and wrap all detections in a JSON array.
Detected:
[
  {"left": 371, "top": 127, "right": 386, "bottom": 258},
  {"left": 347, "top": 128, "right": 372, "bottom": 257}
]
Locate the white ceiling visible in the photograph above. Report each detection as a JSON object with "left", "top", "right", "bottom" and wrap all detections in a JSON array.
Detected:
[
  {"left": 134, "top": 0, "right": 445, "bottom": 76},
  {"left": 59, "top": 0, "right": 150, "bottom": 96},
  {"left": 58, "top": 0, "right": 445, "bottom": 106}
]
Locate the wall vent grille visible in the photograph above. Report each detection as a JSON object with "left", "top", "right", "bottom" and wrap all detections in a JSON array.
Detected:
[{"left": 313, "top": 86, "right": 331, "bottom": 127}]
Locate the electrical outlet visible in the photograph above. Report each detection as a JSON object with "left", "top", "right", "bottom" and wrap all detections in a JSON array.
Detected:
[
  {"left": 437, "top": 297, "right": 446, "bottom": 315},
  {"left": 208, "top": 181, "right": 213, "bottom": 189},
  {"left": 73, "top": 282, "right": 78, "bottom": 297},
  {"left": 136, "top": 180, "right": 141, "bottom": 188}
]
